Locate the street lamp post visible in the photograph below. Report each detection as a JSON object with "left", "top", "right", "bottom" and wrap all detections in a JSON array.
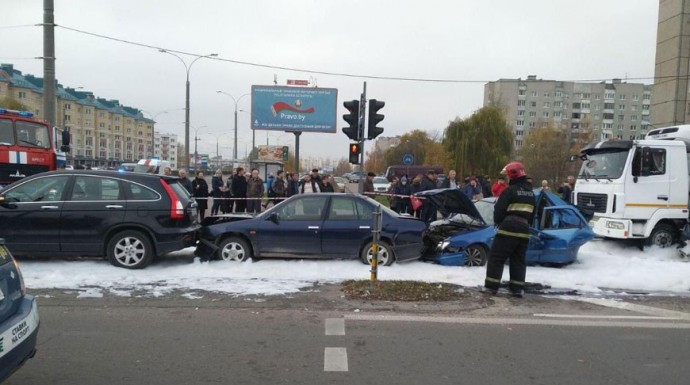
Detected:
[
  {"left": 191, "top": 125, "right": 207, "bottom": 171},
  {"left": 160, "top": 50, "right": 218, "bottom": 170},
  {"left": 216, "top": 91, "right": 250, "bottom": 164},
  {"left": 205, "top": 132, "right": 228, "bottom": 168}
]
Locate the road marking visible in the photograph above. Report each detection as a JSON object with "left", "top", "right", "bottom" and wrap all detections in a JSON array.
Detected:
[
  {"left": 566, "top": 297, "right": 690, "bottom": 320},
  {"left": 345, "top": 314, "right": 690, "bottom": 329},
  {"left": 533, "top": 314, "right": 683, "bottom": 320},
  {"left": 324, "top": 347, "right": 348, "bottom": 372},
  {"left": 325, "top": 318, "right": 345, "bottom": 336}
]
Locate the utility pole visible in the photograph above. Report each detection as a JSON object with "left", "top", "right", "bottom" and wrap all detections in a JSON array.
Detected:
[
  {"left": 43, "top": 0, "right": 56, "bottom": 127},
  {"left": 358, "top": 82, "right": 366, "bottom": 193}
]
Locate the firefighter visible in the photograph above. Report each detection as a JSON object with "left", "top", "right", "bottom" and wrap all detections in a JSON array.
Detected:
[{"left": 484, "top": 161, "right": 535, "bottom": 298}]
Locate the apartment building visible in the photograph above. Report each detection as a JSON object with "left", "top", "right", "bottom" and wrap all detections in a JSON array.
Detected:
[
  {"left": 0, "top": 63, "right": 154, "bottom": 168},
  {"left": 484, "top": 75, "right": 653, "bottom": 151},
  {"left": 153, "top": 132, "right": 178, "bottom": 169}
]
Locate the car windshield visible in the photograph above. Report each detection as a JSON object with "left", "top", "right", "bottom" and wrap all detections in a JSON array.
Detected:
[
  {"left": 373, "top": 177, "right": 388, "bottom": 184},
  {"left": 578, "top": 150, "right": 629, "bottom": 180},
  {"left": 474, "top": 200, "right": 495, "bottom": 226}
]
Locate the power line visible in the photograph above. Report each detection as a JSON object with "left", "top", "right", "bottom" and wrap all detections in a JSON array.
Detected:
[
  {"left": 51, "top": 24, "right": 662, "bottom": 84},
  {"left": 0, "top": 23, "right": 40, "bottom": 29}
]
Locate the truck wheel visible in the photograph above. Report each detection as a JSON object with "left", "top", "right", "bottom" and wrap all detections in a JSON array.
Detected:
[{"left": 645, "top": 224, "right": 677, "bottom": 248}]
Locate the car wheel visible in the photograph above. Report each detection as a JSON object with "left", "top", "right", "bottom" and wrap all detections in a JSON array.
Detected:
[
  {"left": 360, "top": 240, "right": 394, "bottom": 266},
  {"left": 464, "top": 244, "right": 488, "bottom": 267},
  {"left": 218, "top": 237, "right": 252, "bottom": 262},
  {"left": 107, "top": 230, "right": 154, "bottom": 269},
  {"left": 645, "top": 223, "right": 677, "bottom": 248}
]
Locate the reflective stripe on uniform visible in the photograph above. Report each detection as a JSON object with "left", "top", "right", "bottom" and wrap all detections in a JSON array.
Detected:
[
  {"left": 485, "top": 277, "right": 501, "bottom": 283},
  {"left": 507, "top": 203, "right": 534, "bottom": 213},
  {"left": 496, "top": 229, "right": 531, "bottom": 239},
  {"left": 509, "top": 280, "right": 525, "bottom": 286}
]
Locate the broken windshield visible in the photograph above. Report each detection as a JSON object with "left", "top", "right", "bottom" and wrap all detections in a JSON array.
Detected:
[{"left": 578, "top": 150, "right": 629, "bottom": 180}]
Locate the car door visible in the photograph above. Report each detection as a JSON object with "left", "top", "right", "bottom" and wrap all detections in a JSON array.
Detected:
[
  {"left": 0, "top": 174, "right": 70, "bottom": 252},
  {"left": 254, "top": 195, "right": 328, "bottom": 258},
  {"left": 532, "top": 205, "right": 594, "bottom": 264},
  {"left": 60, "top": 175, "right": 127, "bottom": 253},
  {"left": 320, "top": 196, "right": 373, "bottom": 258}
]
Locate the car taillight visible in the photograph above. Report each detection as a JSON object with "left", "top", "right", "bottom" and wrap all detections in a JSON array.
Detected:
[{"left": 160, "top": 179, "right": 185, "bottom": 219}]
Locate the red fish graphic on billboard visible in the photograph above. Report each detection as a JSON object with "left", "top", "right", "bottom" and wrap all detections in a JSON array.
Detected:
[{"left": 271, "top": 100, "right": 315, "bottom": 116}]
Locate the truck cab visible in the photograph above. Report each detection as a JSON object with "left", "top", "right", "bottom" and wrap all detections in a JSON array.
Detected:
[
  {"left": 133, "top": 159, "right": 172, "bottom": 175},
  {"left": 574, "top": 128, "right": 690, "bottom": 248}
]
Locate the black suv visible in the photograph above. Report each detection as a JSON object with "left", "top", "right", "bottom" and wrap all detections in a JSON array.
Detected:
[{"left": 0, "top": 170, "right": 199, "bottom": 269}]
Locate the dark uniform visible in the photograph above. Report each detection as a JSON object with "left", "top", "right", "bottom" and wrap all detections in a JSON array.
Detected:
[{"left": 484, "top": 172, "right": 535, "bottom": 297}]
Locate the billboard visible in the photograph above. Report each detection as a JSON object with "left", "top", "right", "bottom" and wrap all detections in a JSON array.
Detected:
[
  {"left": 257, "top": 145, "right": 289, "bottom": 162},
  {"left": 251, "top": 85, "right": 338, "bottom": 133}
]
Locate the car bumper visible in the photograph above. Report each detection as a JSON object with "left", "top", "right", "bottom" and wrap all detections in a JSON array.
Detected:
[
  {"left": 589, "top": 217, "right": 632, "bottom": 239},
  {"left": 155, "top": 224, "right": 201, "bottom": 255},
  {"left": 0, "top": 296, "right": 40, "bottom": 383}
]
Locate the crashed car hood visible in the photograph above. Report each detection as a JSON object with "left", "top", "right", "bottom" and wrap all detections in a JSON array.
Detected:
[{"left": 415, "top": 188, "right": 483, "bottom": 221}]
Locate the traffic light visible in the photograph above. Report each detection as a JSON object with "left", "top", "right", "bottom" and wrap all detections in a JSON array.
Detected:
[
  {"left": 367, "top": 99, "right": 385, "bottom": 140},
  {"left": 342, "top": 100, "right": 360, "bottom": 141},
  {"left": 349, "top": 143, "right": 361, "bottom": 164}
]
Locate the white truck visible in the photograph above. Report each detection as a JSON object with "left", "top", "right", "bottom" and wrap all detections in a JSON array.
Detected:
[
  {"left": 574, "top": 125, "right": 690, "bottom": 248},
  {"left": 133, "top": 158, "right": 172, "bottom": 175}
]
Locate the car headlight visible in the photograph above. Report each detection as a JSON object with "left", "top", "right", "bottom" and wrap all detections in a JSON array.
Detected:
[
  {"left": 606, "top": 221, "right": 625, "bottom": 230},
  {"left": 437, "top": 239, "right": 460, "bottom": 253}
]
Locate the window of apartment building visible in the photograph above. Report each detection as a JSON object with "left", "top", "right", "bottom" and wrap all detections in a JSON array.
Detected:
[
  {"left": 605, "top": 93, "right": 615, "bottom": 100},
  {"left": 126, "top": 143, "right": 132, "bottom": 150},
  {"left": 99, "top": 132, "right": 105, "bottom": 138},
  {"left": 629, "top": 135, "right": 637, "bottom": 140},
  {"left": 571, "top": 123, "right": 580, "bottom": 129},
  {"left": 518, "top": 90, "right": 526, "bottom": 96},
  {"left": 100, "top": 150, "right": 106, "bottom": 158},
  {"left": 86, "top": 149, "right": 92, "bottom": 157},
  {"left": 85, "top": 137, "right": 93, "bottom": 146},
  {"left": 529, "top": 111, "right": 536, "bottom": 117},
  {"left": 543, "top": 102, "right": 550, "bottom": 108},
  {"left": 642, "top": 124, "right": 649, "bottom": 130},
  {"left": 516, "top": 120, "right": 524, "bottom": 127},
  {"left": 99, "top": 112, "right": 105, "bottom": 118},
  {"left": 64, "top": 115, "right": 71, "bottom": 122},
  {"left": 114, "top": 117, "right": 120, "bottom": 122},
  {"left": 530, "top": 101, "right": 537, "bottom": 107},
  {"left": 582, "top": 93, "right": 591, "bottom": 99},
  {"left": 126, "top": 137, "right": 131, "bottom": 142},
  {"left": 138, "top": 131, "right": 143, "bottom": 136},
  {"left": 531, "top": 91, "right": 537, "bottom": 97},
  {"left": 529, "top": 122, "right": 536, "bottom": 128},
  {"left": 642, "top": 104, "right": 650, "bottom": 110},
  {"left": 555, "top": 91, "right": 563, "bottom": 97},
  {"left": 617, "top": 124, "right": 624, "bottom": 131},
  {"left": 99, "top": 122, "right": 105, "bottom": 128},
  {"left": 100, "top": 139, "right": 107, "bottom": 148},
  {"left": 618, "top": 104, "right": 626, "bottom": 110},
  {"left": 517, "top": 110, "right": 525, "bottom": 116},
  {"left": 554, "top": 101, "right": 563, "bottom": 108},
  {"left": 85, "top": 108, "right": 91, "bottom": 115},
  {"left": 115, "top": 125, "right": 120, "bottom": 131},
  {"left": 138, "top": 139, "right": 143, "bottom": 144},
  {"left": 572, "top": 102, "right": 581, "bottom": 109},
  {"left": 516, "top": 130, "right": 524, "bottom": 137},
  {"left": 138, "top": 145, "right": 144, "bottom": 152},
  {"left": 543, "top": 112, "right": 550, "bottom": 118},
  {"left": 631, "top": 115, "right": 638, "bottom": 121},
  {"left": 572, "top": 113, "right": 581, "bottom": 119},
  {"left": 543, "top": 92, "right": 550, "bottom": 98},
  {"left": 64, "top": 104, "right": 71, "bottom": 110},
  {"left": 617, "top": 115, "right": 624, "bottom": 121},
  {"left": 85, "top": 130, "right": 92, "bottom": 136},
  {"left": 517, "top": 100, "right": 526, "bottom": 106},
  {"left": 17, "top": 91, "right": 27, "bottom": 99},
  {"left": 630, "top": 125, "right": 637, "bottom": 131},
  {"left": 604, "top": 103, "right": 614, "bottom": 109},
  {"left": 643, "top": 93, "right": 651, "bottom": 100},
  {"left": 554, "top": 111, "right": 562, "bottom": 118},
  {"left": 603, "top": 113, "right": 614, "bottom": 120},
  {"left": 515, "top": 139, "right": 523, "bottom": 147},
  {"left": 617, "top": 134, "right": 624, "bottom": 139},
  {"left": 85, "top": 119, "right": 92, "bottom": 126},
  {"left": 581, "top": 102, "right": 591, "bottom": 109},
  {"left": 595, "top": 94, "right": 601, "bottom": 100},
  {"left": 619, "top": 94, "right": 626, "bottom": 100},
  {"left": 632, "top": 95, "right": 639, "bottom": 101},
  {"left": 115, "top": 142, "right": 121, "bottom": 149},
  {"left": 603, "top": 123, "right": 613, "bottom": 129}
]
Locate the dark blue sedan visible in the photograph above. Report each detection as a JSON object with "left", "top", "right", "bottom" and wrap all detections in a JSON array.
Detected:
[
  {"left": 419, "top": 188, "right": 595, "bottom": 267},
  {"left": 196, "top": 193, "right": 427, "bottom": 265}
]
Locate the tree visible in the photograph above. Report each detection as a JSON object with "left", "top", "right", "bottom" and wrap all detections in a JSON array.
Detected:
[
  {"left": 384, "top": 130, "right": 431, "bottom": 167},
  {"left": 334, "top": 158, "right": 351, "bottom": 176},
  {"left": 443, "top": 105, "right": 513, "bottom": 178},
  {"left": 520, "top": 125, "right": 570, "bottom": 185},
  {"left": 0, "top": 97, "right": 28, "bottom": 111},
  {"left": 364, "top": 145, "right": 386, "bottom": 175}
]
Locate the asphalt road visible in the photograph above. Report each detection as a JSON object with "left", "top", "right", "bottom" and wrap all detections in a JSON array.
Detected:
[{"left": 7, "top": 290, "right": 690, "bottom": 385}]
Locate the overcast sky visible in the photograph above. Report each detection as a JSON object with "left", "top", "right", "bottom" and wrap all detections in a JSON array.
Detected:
[{"left": 2, "top": 0, "right": 659, "bottom": 163}]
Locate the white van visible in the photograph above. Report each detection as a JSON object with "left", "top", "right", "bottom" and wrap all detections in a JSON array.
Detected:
[{"left": 133, "top": 159, "right": 172, "bottom": 175}]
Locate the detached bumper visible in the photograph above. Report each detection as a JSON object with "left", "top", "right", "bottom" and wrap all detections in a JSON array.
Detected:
[{"left": 0, "top": 296, "right": 40, "bottom": 383}]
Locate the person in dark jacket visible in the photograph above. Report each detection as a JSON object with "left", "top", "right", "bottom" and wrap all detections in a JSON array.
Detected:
[
  {"left": 310, "top": 168, "right": 323, "bottom": 190},
  {"left": 363, "top": 172, "right": 375, "bottom": 195},
  {"left": 231, "top": 167, "right": 247, "bottom": 213},
  {"left": 178, "top": 169, "right": 193, "bottom": 194},
  {"left": 462, "top": 177, "right": 483, "bottom": 201},
  {"left": 210, "top": 169, "right": 225, "bottom": 216},
  {"left": 484, "top": 161, "right": 535, "bottom": 298},
  {"left": 191, "top": 171, "right": 209, "bottom": 222},
  {"left": 320, "top": 175, "right": 335, "bottom": 193},
  {"left": 557, "top": 175, "right": 575, "bottom": 203},
  {"left": 270, "top": 170, "right": 287, "bottom": 206},
  {"left": 481, "top": 175, "right": 492, "bottom": 198},
  {"left": 300, "top": 174, "right": 321, "bottom": 193},
  {"left": 222, "top": 176, "right": 233, "bottom": 213},
  {"left": 286, "top": 172, "right": 299, "bottom": 197},
  {"left": 420, "top": 170, "right": 438, "bottom": 222},
  {"left": 393, "top": 175, "right": 411, "bottom": 214},
  {"left": 246, "top": 168, "right": 264, "bottom": 214},
  {"left": 408, "top": 174, "right": 424, "bottom": 218},
  {"left": 440, "top": 170, "right": 459, "bottom": 189}
]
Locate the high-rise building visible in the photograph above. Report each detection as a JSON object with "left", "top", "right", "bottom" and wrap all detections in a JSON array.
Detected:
[
  {"left": 0, "top": 63, "right": 154, "bottom": 168},
  {"left": 153, "top": 132, "right": 178, "bottom": 169},
  {"left": 484, "top": 75, "right": 652, "bottom": 151},
  {"left": 651, "top": 0, "right": 690, "bottom": 127}
]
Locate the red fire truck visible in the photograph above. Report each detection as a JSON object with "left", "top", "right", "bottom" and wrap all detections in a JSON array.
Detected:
[{"left": 0, "top": 108, "right": 69, "bottom": 187}]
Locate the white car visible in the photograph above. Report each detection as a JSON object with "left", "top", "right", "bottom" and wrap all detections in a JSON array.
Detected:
[{"left": 373, "top": 177, "right": 391, "bottom": 193}]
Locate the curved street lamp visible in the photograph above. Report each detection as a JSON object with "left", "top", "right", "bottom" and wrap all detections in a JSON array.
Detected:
[{"left": 159, "top": 50, "right": 218, "bottom": 169}]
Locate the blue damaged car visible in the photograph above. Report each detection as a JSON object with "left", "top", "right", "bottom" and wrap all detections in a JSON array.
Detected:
[{"left": 419, "top": 188, "right": 595, "bottom": 267}]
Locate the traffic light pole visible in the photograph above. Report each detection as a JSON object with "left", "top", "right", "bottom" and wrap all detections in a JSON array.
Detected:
[
  {"left": 294, "top": 131, "right": 301, "bottom": 174},
  {"left": 358, "top": 82, "right": 367, "bottom": 193}
]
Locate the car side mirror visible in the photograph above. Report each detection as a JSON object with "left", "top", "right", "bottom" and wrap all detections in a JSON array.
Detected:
[{"left": 267, "top": 212, "right": 279, "bottom": 223}]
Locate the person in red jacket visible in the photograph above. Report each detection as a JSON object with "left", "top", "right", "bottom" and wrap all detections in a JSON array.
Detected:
[{"left": 491, "top": 174, "right": 508, "bottom": 197}]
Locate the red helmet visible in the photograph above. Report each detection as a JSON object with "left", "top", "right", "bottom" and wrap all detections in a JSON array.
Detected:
[{"left": 503, "top": 161, "right": 526, "bottom": 179}]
